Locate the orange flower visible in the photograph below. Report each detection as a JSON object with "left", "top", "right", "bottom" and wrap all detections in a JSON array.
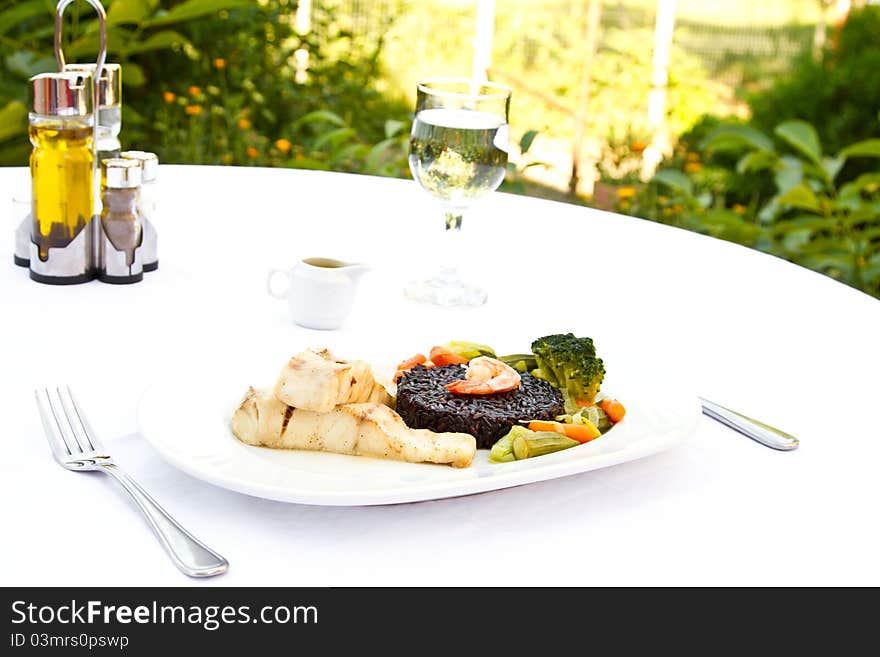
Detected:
[
  {"left": 275, "top": 138, "right": 292, "bottom": 153},
  {"left": 732, "top": 204, "right": 746, "bottom": 214},
  {"left": 616, "top": 186, "right": 637, "bottom": 199},
  {"left": 213, "top": 58, "right": 227, "bottom": 69},
  {"left": 163, "top": 91, "right": 176, "bottom": 104},
  {"left": 185, "top": 105, "right": 203, "bottom": 116},
  {"left": 246, "top": 147, "right": 258, "bottom": 158},
  {"left": 684, "top": 162, "right": 703, "bottom": 173},
  {"left": 238, "top": 118, "right": 252, "bottom": 130},
  {"left": 189, "top": 86, "right": 202, "bottom": 96}
]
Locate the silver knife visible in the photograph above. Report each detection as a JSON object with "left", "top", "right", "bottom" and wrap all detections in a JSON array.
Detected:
[{"left": 700, "top": 397, "right": 799, "bottom": 451}]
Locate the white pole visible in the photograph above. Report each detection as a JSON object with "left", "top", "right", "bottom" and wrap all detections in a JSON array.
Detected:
[
  {"left": 642, "top": 0, "right": 677, "bottom": 179},
  {"left": 472, "top": 0, "right": 496, "bottom": 81},
  {"left": 294, "top": 0, "right": 312, "bottom": 83}
]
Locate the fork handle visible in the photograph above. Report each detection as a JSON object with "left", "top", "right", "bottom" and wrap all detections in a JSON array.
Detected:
[
  {"left": 100, "top": 464, "right": 228, "bottom": 577},
  {"left": 700, "top": 397, "right": 799, "bottom": 451}
]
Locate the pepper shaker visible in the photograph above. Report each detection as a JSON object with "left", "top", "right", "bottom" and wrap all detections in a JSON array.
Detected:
[{"left": 98, "top": 158, "right": 143, "bottom": 284}]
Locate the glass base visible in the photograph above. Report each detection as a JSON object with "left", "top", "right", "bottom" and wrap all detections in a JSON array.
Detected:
[{"left": 404, "top": 270, "right": 487, "bottom": 308}]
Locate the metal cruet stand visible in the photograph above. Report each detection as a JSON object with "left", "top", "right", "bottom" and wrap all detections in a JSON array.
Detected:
[
  {"left": 56, "top": 0, "right": 107, "bottom": 278},
  {"left": 22, "top": 0, "right": 107, "bottom": 283}
]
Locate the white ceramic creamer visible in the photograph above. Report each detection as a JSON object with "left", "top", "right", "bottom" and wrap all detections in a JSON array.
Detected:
[{"left": 267, "top": 257, "right": 369, "bottom": 330}]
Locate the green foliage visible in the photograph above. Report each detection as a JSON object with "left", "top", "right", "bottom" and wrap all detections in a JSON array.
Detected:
[
  {"left": 623, "top": 119, "right": 880, "bottom": 297},
  {"left": 748, "top": 5, "right": 880, "bottom": 157},
  {"left": 491, "top": 18, "right": 720, "bottom": 144},
  {"left": 0, "top": 0, "right": 412, "bottom": 169},
  {"left": 0, "top": 0, "right": 252, "bottom": 164},
  {"left": 501, "top": 129, "right": 550, "bottom": 194},
  {"left": 280, "top": 110, "right": 409, "bottom": 176},
  {"left": 136, "top": 0, "right": 411, "bottom": 168}
]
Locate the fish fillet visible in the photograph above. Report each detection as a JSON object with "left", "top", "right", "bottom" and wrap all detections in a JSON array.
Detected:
[
  {"left": 274, "top": 348, "right": 392, "bottom": 413},
  {"left": 232, "top": 387, "right": 476, "bottom": 468}
]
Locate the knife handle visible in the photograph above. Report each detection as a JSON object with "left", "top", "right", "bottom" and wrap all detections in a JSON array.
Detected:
[{"left": 700, "top": 398, "right": 799, "bottom": 451}]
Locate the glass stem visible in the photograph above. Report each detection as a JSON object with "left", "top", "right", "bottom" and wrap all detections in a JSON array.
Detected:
[{"left": 440, "top": 210, "right": 464, "bottom": 283}]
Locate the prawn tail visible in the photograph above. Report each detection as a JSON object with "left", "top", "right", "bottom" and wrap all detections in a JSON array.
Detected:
[{"left": 445, "top": 380, "right": 489, "bottom": 394}]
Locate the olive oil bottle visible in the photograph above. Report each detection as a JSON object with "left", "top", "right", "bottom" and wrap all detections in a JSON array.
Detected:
[{"left": 29, "top": 72, "right": 94, "bottom": 263}]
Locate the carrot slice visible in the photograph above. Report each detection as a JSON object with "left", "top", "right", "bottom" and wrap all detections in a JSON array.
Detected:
[
  {"left": 429, "top": 345, "right": 469, "bottom": 366},
  {"left": 561, "top": 421, "right": 601, "bottom": 443},
  {"left": 528, "top": 419, "right": 600, "bottom": 443},
  {"left": 528, "top": 420, "right": 566, "bottom": 434},
  {"left": 600, "top": 398, "right": 626, "bottom": 423},
  {"left": 396, "top": 353, "right": 427, "bottom": 371}
]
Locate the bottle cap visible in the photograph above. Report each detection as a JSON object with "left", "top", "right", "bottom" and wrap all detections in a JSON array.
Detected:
[
  {"left": 30, "top": 72, "right": 92, "bottom": 117},
  {"left": 120, "top": 151, "right": 159, "bottom": 182},
  {"left": 101, "top": 158, "right": 142, "bottom": 189},
  {"left": 64, "top": 63, "right": 122, "bottom": 109}
]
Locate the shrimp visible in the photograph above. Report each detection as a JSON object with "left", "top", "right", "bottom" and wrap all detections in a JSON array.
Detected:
[{"left": 445, "top": 356, "right": 521, "bottom": 395}]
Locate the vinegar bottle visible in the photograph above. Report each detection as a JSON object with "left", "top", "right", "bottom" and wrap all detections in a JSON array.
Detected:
[{"left": 64, "top": 63, "right": 122, "bottom": 160}]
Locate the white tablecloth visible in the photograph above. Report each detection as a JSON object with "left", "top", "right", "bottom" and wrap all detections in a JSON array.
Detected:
[{"left": 2, "top": 165, "right": 878, "bottom": 586}]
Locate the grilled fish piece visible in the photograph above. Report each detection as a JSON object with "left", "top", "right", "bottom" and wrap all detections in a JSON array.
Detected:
[
  {"left": 232, "top": 387, "right": 476, "bottom": 468},
  {"left": 274, "top": 348, "right": 392, "bottom": 413}
]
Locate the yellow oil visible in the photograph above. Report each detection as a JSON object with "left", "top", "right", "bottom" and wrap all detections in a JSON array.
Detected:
[{"left": 29, "top": 121, "right": 93, "bottom": 260}]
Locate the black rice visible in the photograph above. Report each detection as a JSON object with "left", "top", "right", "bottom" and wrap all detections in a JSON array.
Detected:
[{"left": 395, "top": 364, "right": 564, "bottom": 449}]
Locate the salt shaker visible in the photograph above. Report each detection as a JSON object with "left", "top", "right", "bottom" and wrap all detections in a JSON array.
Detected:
[
  {"left": 12, "top": 192, "right": 31, "bottom": 268},
  {"left": 121, "top": 150, "right": 158, "bottom": 271}
]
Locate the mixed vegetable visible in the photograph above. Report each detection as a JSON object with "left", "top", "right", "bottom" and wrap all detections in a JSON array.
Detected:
[
  {"left": 393, "top": 341, "right": 496, "bottom": 381},
  {"left": 394, "top": 335, "right": 626, "bottom": 463},
  {"left": 490, "top": 426, "right": 579, "bottom": 463}
]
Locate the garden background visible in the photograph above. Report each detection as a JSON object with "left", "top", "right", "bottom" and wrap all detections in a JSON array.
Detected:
[{"left": 1, "top": 0, "right": 879, "bottom": 296}]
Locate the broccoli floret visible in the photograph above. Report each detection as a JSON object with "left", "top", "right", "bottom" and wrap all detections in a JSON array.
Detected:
[
  {"left": 531, "top": 333, "right": 577, "bottom": 387},
  {"left": 567, "top": 354, "right": 605, "bottom": 408},
  {"left": 530, "top": 334, "right": 605, "bottom": 412}
]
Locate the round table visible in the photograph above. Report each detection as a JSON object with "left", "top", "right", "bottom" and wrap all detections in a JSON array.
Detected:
[{"left": 2, "top": 165, "right": 878, "bottom": 586}]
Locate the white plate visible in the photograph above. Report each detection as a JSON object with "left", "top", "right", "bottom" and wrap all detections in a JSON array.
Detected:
[{"left": 137, "top": 359, "right": 701, "bottom": 506}]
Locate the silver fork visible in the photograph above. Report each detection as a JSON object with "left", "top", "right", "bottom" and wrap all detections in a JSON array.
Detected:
[{"left": 36, "top": 386, "right": 228, "bottom": 578}]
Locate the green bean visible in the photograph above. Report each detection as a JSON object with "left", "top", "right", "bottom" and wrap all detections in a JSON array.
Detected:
[{"left": 497, "top": 353, "right": 538, "bottom": 371}]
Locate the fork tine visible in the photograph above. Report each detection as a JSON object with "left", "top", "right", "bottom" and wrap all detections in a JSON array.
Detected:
[
  {"left": 47, "top": 386, "right": 85, "bottom": 455},
  {"left": 35, "top": 387, "right": 73, "bottom": 460},
  {"left": 57, "top": 386, "right": 96, "bottom": 453},
  {"left": 65, "top": 386, "right": 104, "bottom": 453}
]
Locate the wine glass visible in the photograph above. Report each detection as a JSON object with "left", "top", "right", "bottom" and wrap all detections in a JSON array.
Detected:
[{"left": 405, "top": 78, "right": 512, "bottom": 307}]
